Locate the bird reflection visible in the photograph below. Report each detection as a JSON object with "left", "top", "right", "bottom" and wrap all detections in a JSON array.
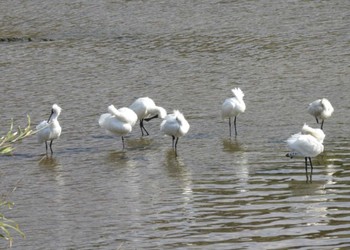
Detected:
[
  {"left": 164, "top": 149, "right": 186, "bottom": 176},
  {"left": 289, "top": 178, "right": 327, "bottom": 196},
  {"left": 222, "top": 138, "right": 244, "bottom": 153},
  {"left": 38, "top": 155, "right": 59, "bottom": 168},
  {"left": 126, "top": 137, "right": 154, "bottom": 150},
  {"left": 38, "top": 155, "right": 65, "bottom": 186},
  {"left": 305, "top": 163, "right": 313, "bottom": 183},
  {"left": 163, "top": 149, "right": 194, "bottom": 217},
  {"left": 106, "top": 151, "right": 128, "bottom": 163}
]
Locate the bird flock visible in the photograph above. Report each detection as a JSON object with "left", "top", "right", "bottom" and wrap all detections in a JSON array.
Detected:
[{"left": 35, "top": 88, "right": 334, "bottom": 180}]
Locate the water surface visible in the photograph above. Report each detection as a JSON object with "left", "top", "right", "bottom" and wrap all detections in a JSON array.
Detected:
[{"left": 1, "top": 0, "right": 350, "bottom": 249}]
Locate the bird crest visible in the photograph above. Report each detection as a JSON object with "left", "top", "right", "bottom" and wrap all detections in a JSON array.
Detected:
[{"left": 231, "top": 88, "right": 244, "bottom": 100}]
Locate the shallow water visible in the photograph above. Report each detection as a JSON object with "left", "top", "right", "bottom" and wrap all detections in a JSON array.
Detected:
[{"left": 1, "top": 0, "right": 350, "bottom": 249}]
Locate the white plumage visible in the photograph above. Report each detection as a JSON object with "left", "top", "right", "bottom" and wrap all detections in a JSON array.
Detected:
[
  {"left": 160, "top": 110, "right": 190, "bottom": 153},
  {"left": 129, "top": 97, "right": 167, "bottom": 136},
  {"left": 221, "top": 87, "right": 246, "bottom": 137},
  {"left": 286, "top": 124, "right": 325, "bottom": 178},
  {"left": 99, "top": 105, "right": 138, "bottom": 149},
  {"left": 36, "top": 104, "right": 62, "bottom": 155},
  {"left": 307, "top": 98, "right": 334, "bottom": 130}
]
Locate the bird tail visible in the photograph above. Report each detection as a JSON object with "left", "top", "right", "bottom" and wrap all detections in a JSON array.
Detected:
[{"left": 231, "top": 88, "right": 244, "bottom": 100}]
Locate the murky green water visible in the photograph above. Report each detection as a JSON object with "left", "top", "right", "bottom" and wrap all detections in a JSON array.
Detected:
[{"left": 1, "top": 0, "right": 349, "bottom": 249}]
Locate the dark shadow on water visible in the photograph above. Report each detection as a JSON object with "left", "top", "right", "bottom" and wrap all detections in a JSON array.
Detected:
[
  {"left": 222, "top": 138, "right": 244, "bottom": 153},
  {"left": 126, "top": 137, "right": 154, "bottom": 150},
  {"left": 164, "top": 149, "right": 187, "bottom": 177},
  {"left": 289, "top": 178, "right": 327, "bottom": 196},
  {"left": 38, "top": 155, "right": 59, "bottom": 168},
  {"left": 106, "top": 151, "right": 128, "bottom": 163}
]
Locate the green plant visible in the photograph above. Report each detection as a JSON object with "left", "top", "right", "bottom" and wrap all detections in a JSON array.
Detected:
[
  {"left": 0, "top": 199, "right": 25, "bottom": 247},
  {"left": 0, "top": 116, "right": 32, "bottom": 246},
  {"left": 0, "top": 115, "right": 34, "bottom": 155}
]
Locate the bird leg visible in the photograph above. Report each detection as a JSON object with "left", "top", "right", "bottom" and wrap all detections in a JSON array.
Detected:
[
  {"left": 320, "top": 120, "right": 324, "bottom": 130},
  {"left": 308, "top": 157, "right": 313, "bottom": 171},
  {"left": 171, "top": 135, "right": 175, "bottom": 148},
  {"left": 121, "top": 136, "right": 125, "bottom": 149},
  {"left": 305, "top": 157, "right": 309, "bottom": 182},
  {"left": 308, "top": 157, "right": 313, "bottom": 182},
  {"left": 174, "top": 137, "right": 179, "bottom": 157},
  {"left": 140, "top": 119, "right": 149, "bottom": 136},
  {"left": 175, "top": 137, "right": 179, "bottom": 150},
  {"left": 228, "top": 118, "right": 232, "bottom": 137},
  {"left": 45, "top": 141, "right": 48, "bottom": 155},
  {"left": 304, "top": 157, "right": 313, "bottom": 183},
  {"left": 49, "top": 140, "right": 54, "bottom": 155},
  {"left": 315, "top": 117, "right": 319, "bottom": 124},
  {"left": 234, "top": 116, "right": 238, "bottom": 137}
]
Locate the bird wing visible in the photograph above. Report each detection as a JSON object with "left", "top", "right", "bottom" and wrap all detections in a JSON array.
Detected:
[
  {"left": 36, "top": 121, "right": 51, "bottom": 143},
  {"left": 307, "top": 100, "right": 323, "bottom": 116},
  {"left": 221, "top": 98, "right": 236, "bottom": 118},
  {"left": 99, "top": 113, "right": 132, "bottom": 136},
  {"left": 287, "top": 134, "right": 323, "bottom": 157},
  {"left": 160, "top": 114, "right": 180, "bottom": 136}
]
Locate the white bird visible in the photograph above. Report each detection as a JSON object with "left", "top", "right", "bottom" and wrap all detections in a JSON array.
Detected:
[
  {"left": 129, "top": 97, "right": 167, "bottom": 136},
  {"left": 99, "top": 105, "right": 138, "bottom": 149},
  {"left": 160, "top": 110, "right": 190, "bottom": 154},
  {"left": 221, "top": 87, "right": 246, "bottom": 137},
  {"left": 286, "top": 124, "right": 325, "bottom": 179},
  {"left": 36, "top": 104, "right": 62, "bottom": 155},
  {"left": 307, "top": 98, "right": 334, "bottom": 130}
]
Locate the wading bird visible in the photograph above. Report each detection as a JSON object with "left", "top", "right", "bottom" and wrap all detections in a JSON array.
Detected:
[
  {"left": 307, "top": 98, "right": 334, "bottom": 130},
  {"left": 160, "top": 110, "right": 190, "bottom": 155},
  {"left": 286, "top": 124, "right": 325, "bottom": 182},
  {"left": 221, "top": 87, "right": 246, "bottom": 137},
  {"left": 129, "top": 97, "right": 167, "bottom": 136},
  {"left": 36, "top": 104, "right": 62, "bottom": 155},
  {"left": 99, "top": 105, "right": 138, "bottom": 149}
]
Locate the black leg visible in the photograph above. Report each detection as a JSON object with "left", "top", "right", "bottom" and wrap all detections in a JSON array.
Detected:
[
  {"left": 309, "top": 157, "right": 313, "bottom": 182},
  {"left": 139, "top": 120, "right": 144, "bottom": 136},
  {"left": 175, "top": 137, "right": 179, "bottom": 149},
  {"left": 228, "top": 118, "right": 231, "bottom": 137},
  {"left": 45, "top": 141, "right": 48, "bottom": 155},
  {"left": 49, "top": 140, "right": 54, "bottom": 155},
  {"left": 140, "top": 119, "right": 149, "bottom": 136},
  {"left": 305, "top": 157, "right": 308, "bottom": 173},
  {"left": 316, "top": 117, "right": 319, "bottom": 124},
  {"left": 305, "top": 157, "right": 309, "bottom": 182},
  {"left": 171, "top": 135, "right": 175, "bottom": 148},
  {"left": 308, "top": 157, "right": 313, "bottom": 171},
  {"left": 122, "top": 136, "right": 125, "bottom": 149},
  {"left": 174, "top": 137, "right": 179, "bottom": 157},
  {"left": 320, "top": 120, "right": 324, "bottom": 130},
  {"left": 234, "top": 116, "right": 237, "bottom": 137}
]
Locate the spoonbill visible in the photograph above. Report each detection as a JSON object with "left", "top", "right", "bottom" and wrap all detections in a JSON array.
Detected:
[
  {"left": 36, "top": 104, "right": 62, "bottom": 155},
  {"left": 286, "top": 124, "right": 325, "bottom": 181},
  {"left": 221, "top": 87, "right": 246, "bottom": 137},
  {"left": 99, "top": 105, "right": 137, "bottom": 149},
  {"left": 129, "top": 97, "right": 167, "bottom": 136},
  {"left": 307, "top": 98, "right": 334, "bottom": 130},
  {"left": 160, "top": 110, "right": 190, "bottom": 154}
]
